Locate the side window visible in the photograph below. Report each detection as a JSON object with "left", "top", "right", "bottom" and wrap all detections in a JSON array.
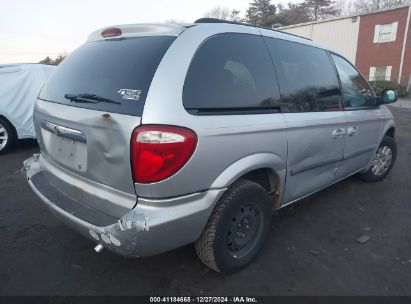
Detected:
[
  {"left": 331, "top": 54, "right": 376, "bottom": 109},
  {"left": 183, "top": 33, "right": 280, "bottom": 113},
  {"left": 264, "top": 37, "right": 341, "bottom": 113}
]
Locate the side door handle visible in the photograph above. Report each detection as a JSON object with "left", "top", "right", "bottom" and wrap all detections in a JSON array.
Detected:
[
  {"left": 332, "top": 128, "right": 346, "bottom": 139},
  {"left": 347, "top": 126, "right": 359, "bottom": 136}
]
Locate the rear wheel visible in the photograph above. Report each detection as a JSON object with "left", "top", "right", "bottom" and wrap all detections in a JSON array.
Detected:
[
  {"left": 359, "top": 135, "right": 397, "bottom": 182},
  {"left": 0, "top": 117, "right": 15, "bottom": 154},
  {"left": 195, "top": 179, "right": 272, "bottom": 273}
]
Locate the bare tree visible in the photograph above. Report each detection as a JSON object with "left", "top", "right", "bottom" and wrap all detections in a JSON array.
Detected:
[
  {"left": 230, "top": 9, "right": 242, "bottom": 22},
  {"left": 204, "top": 6, "right": 231, "bottom": 20},
  {"left": 164, "top": 19, "right": 187, "bottom": 25},
  {"left": 53, "top": 54, "right": 65, "bottom": 65},
  {"left": 354, "top": 0, "right": 374, "bottom": 13},
  {"left": 334, "top": 0, "right": 348, "bottom": 15},
  {"left": 38, "top": 56, "right": 53, "bottom": 65},
  {"left": 38, "top": 54, "right": 66, "bottom": 65},
  {"left": 376, "top": 0, "right": 411, "bottom": 9},
  {"left": 342, "top": 0, "right": 411, "bottom": 15}
]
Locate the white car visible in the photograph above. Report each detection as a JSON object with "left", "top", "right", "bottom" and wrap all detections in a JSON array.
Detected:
[{"left": 0, "top": 64, "right": 55, "bottom": 153}]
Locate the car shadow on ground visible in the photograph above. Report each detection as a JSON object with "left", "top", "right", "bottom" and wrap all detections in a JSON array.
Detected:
[{"left": 15, "top": 138, "right": 38, "bottom": 150}]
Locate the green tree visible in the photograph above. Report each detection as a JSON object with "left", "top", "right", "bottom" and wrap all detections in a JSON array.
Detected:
[
  {"left": 246, "top": 0, "right": 277, "bottom": 27},
  {"left": 274, "top": 3, "right": 311, "bottom": 27},
  {"left": 303, "top": 0, "right": 338, "bottom": 20}
]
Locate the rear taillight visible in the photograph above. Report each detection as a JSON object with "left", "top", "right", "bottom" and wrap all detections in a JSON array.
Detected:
[{"left": 131, "top": 125, "right": 197, "bottom": 183}]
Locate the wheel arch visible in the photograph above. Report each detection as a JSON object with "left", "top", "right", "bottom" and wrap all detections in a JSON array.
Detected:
[
  {"left": 363, "top": 122, "right": 396, "bottom": 173},
  {"left": 239, "top": 168, "right": 282, "bottom": 209},
  {"left": 210, "top": 153, "right": 286, "bottom": 210},
  {"left": 385, "top": 126, "right": 395, "bottom": 138}
]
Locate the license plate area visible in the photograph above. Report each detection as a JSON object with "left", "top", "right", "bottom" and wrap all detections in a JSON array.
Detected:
[{"left": 41, "top": 121, "right": 87, "bottom": 172}]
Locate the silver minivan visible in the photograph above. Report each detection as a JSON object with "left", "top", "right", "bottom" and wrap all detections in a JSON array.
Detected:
[{"left": 25, "top": 19, "right": 398, "bottom": 273}]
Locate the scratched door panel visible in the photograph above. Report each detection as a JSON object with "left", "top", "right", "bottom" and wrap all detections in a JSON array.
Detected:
[{"left": 282, "top": 112, "right": 347, "bottom": 204}]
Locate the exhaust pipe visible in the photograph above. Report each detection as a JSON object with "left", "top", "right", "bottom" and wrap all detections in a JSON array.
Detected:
[{"left": 94, "top": 244, "right": 104, "bottom": 253}]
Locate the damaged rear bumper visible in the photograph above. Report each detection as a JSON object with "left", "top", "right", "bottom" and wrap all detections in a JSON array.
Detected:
[{"left": 24, "top": 155, "right": 225, "bottom": 257}]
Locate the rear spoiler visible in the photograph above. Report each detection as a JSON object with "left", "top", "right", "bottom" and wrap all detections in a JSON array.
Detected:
[{"left": 87, "top": 23, "right": 184, "bottom": 42}]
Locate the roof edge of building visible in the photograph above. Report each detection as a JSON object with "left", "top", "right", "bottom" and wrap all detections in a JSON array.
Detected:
[{"left": 277, "top": 4, "right": 411, "bottom": 30}]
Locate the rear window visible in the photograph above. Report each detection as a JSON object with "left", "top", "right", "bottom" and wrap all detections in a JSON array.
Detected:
[{"left": 39, "top": 36, "right": 176, "bottom": 116}]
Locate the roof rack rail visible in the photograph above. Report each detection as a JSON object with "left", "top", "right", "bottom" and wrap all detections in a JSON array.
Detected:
[
  {"left": 195, "top": 18, "right": 241, "bottom": 25},
  {"left": 194, "top": 18, "right": 312, "bottom": 41}
]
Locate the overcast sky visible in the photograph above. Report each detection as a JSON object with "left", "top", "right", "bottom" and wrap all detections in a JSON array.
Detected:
[{"left": 2, "top": 0, "right": 276, "bottom": 64}]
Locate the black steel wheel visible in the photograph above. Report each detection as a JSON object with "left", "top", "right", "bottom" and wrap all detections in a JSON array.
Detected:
[
  {"left": 195, "top": 179, "right": 272, "bottom": 273},
  {"left": 226, "top": 203, "right": 264, "bottom": 259}
]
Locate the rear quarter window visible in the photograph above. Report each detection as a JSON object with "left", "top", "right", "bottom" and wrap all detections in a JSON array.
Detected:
[
  {"left": 39, "top": 36, "right": 176, "bottom": 116},
  {"left": 183, "top": 33, "right": 280, "bottom": 114}
]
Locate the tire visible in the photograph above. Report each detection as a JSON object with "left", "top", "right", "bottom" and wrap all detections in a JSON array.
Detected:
[
  {"left": 0, "top": 117, "right": 15, "bottom": 154},
  {"left": 359, "top": 135, "right": 397, "bottom": 182},
  {"left": 195, "top": 179, "right": 272, "bottom": 273}
]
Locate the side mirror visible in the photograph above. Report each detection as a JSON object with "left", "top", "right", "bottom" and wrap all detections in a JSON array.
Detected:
[{"left": 379, "top": 89, "right": 397, "bottom": 105}]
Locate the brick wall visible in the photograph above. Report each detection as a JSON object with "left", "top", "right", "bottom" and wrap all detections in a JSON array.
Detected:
[{"left": 355, "top": 7, "right": 409, "bottom": 85}]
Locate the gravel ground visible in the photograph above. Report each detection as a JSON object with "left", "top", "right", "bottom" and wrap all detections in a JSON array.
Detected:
[{"left": 0, "top": 106, "right": 410, "bottom": 296}]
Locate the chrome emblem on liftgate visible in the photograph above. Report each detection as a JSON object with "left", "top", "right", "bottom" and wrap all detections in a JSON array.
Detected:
[{"left": 41, "top": 120, "right": 87, "bottom": 143}]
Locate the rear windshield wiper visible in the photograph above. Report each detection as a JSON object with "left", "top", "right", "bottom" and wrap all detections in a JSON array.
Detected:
[{"left": 64, "top": 93, "right": 121, "bottom": 105}]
